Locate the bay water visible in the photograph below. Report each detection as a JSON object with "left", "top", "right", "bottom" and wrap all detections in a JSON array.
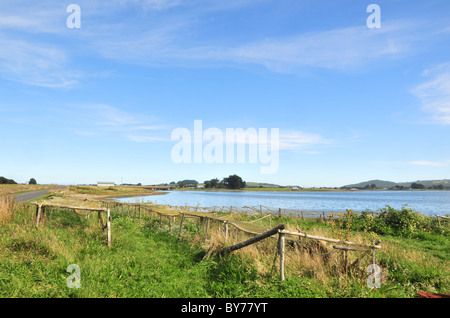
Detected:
[{"left": 116, "top": 190, "right": 450, "bottom": 216}]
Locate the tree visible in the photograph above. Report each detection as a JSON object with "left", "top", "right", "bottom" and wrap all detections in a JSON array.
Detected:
[
  {"left": 29, "top": 178, "right": 37, "bottom": 185},
  {"left": 204, "top": 178, "right": 220, "bottom": 188},
  {"left": 0, "top": 176, "right": 17, "bottom": 184},
  {"left": 222, "top": 174, "right": 246, "bottom": 189},
  {"left": 411, "top": 182, "right": 425, "bottom": 189}
]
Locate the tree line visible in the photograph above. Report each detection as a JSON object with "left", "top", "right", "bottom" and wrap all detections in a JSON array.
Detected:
[
  {"left": 169, "top": 175, "right": 247, "bottom": 190},
  {"left": 204, "top": 174, "right": 246, "bottom": 190},
  {"left": 0, "top": 177, "right": 37, "bottom": 185}
]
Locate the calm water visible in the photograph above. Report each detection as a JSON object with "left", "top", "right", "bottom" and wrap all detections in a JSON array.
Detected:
[{"left": 116, "top": 190, "right": 450, "bottom": 216}]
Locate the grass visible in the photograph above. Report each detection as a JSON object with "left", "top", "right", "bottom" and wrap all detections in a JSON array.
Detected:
[
  {"left": 0, "top": 191, "right": 15, "bottom": 224},
  {"left": 0, "top": 184, "right": 57, "bottom": 195},
  {"left": 66, "top": 185, "right": 166, "bottom": 199},
  {"left": 0, "top": 196, "right": 449, "bottom": 298}
]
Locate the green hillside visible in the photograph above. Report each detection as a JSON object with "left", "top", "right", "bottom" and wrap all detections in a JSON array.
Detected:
[{"left": 344, "top": 179, "right": 450, "bottom": 189}]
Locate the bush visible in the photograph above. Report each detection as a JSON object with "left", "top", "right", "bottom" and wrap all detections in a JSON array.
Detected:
[{"left": 354, "top": 206, "right": 444, "bottom": 238}]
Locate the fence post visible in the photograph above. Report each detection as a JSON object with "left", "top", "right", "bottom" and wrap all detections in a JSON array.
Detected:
[
  {"left": 178, "top": 212, "right": 185, "bottom": 239},
  {"left": 35, "top": 204, "right": 42, "bottom": 227},
  {"left": 204, "top": 217, "right": 210, "bottom": 242},
  {"left": 372, "top": 239, "right": 377, "bottom": 265},
  {"left": 278, "top": 231, "right": 285, "bottom": 281},
  {"left": 107, "top": 208, "right": 111, "bottom": 248},
  {"left": 224, "top": 221, "right": 229, "bottom": 239}
]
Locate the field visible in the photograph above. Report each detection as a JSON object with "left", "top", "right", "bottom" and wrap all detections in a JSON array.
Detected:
[
  {"left": 66, "top": 185, "right": 166, "bottom": 198},
  {"left": 0, "top": 189, "right": 449, "bottom": 299},
  {"left": 0, "top": 184, "right": 58, "bottom": 195}
]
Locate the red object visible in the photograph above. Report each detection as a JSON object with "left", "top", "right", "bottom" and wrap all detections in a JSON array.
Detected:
[{"left": 417, "top": 291, "right": 450, "bottom": 298}]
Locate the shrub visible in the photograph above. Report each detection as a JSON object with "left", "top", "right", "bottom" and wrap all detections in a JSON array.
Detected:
[{"left": 354, "top": 205, "right": 444, "bottom": 238}]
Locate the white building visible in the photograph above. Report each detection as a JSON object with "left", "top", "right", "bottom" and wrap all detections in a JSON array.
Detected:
[{"left": 97, "top": 181, "right": 115, "bottom": 187}]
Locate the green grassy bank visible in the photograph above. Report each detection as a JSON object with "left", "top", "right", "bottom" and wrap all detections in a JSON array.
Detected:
[{"left": 0, "top": 198, "right": 448, "bottom": 298}]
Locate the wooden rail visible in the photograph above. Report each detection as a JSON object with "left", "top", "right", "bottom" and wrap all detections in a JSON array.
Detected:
[
  {"left": 31, "top": 202, "right": 111, "bottom": 248},
  {"left": 220, "top": 224, "right": 285, "bottom": 255},
  {"left": 436, "top": 215, "right": 449, "bottom": 227},
  {"left": 94, "top": 200, "right": 385, "bottom": 281}
]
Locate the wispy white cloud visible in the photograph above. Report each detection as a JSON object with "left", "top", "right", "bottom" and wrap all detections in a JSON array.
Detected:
[
  {"left": 117, "top": 0, "right": 183, "bottom": 11},
  {"left": 375, "top": 160, "right": 450, "bottom": 167},
  {"left": 90, "top": 19, "right": 419, "bottom": 72},
  {"left": 0, "top": 35, "right": 80, "bottom": 88},
  {"left": 62, "top": 104, "right": 169, "bottom": 142},
  {"left": 0, "top": 1, "right": 444, "bottom": 88},
  {"left": 227, "top": 22, "right": 415, "bottom": 72},
  {"left": 412, "top": 63, "right": 450, "bottom": 125},
  {"left": 406, "top": 160, "right": 450, "bottom": 167},
  {"left": 279, "top": 131, "right": 331, "bottom": 151}
]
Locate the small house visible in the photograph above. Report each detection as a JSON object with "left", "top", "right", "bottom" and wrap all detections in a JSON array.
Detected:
[{"left": 97, "top": 181, "right": 115, "bottom": 187}]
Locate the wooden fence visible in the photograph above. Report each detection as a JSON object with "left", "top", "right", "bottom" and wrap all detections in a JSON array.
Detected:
[
  {"left": 101, "top": 200, "right": 381, "bottom": 219},
  {"left": 31, "top": 201, "right": 112, "bottom": 248},
  {"left": 30, "top": 198, "right": 383, "bottom": 281},
  {"left": 100, "top": 200, "right": 382, "bottom": 281},
  {"left": 436, "top": 215, "right": 450, "bottom": 227}
]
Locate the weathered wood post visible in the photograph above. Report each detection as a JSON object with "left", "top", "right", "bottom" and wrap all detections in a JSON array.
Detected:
[
  {"left": 278, "top": 231, "right": 285, "bottom": 281},
  {"left": 35, "top": 203, "right": 42, "bottom": 227},
  {"left": 178, "top": 212, "right": 185, "bottom": 239},
  {"left": 371, "top": 239, "right": 381, "bottom": 265},
  {"left": 224, "top": 221, "right": 229, "bottom": 239},
  {"left": 204, "top": 217, "right": 210, "bottom": 242},
  {"left": 169, "top": 215, "right": 173, "bottom": 233},
  {"left": 107, "top": 208, "right": 111, "bottom": 248}
]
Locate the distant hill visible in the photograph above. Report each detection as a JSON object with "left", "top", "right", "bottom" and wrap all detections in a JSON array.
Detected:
[
  {"left": 397, "top": 179, "right": 450, "bottom": 188},
  {"left": 344, "top": 180, "right": 398, "bottom": 189},
  {"left": 177, "top": 179, "right": 198, "bottom": 186},
  {"left": 344, "top": 179, "right": 450, "bottom": 189}
]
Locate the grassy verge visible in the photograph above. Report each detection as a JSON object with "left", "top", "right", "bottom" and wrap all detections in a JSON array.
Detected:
[
  {"left": 0, "top": 197, "right": 448, "bottom": 298},
  {"left": 66, "top": 185, "right": 166, "bottom": 199},
  {"left": 0, "top": 184, "right": 58, "bottom": 195}
]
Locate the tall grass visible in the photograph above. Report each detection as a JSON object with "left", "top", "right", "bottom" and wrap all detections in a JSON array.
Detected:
[
  {"left": 0, "top": 191, "right": 15, "bottom": 224},
  {"left": 1, "top": 201, "right": 448, "bottom": 298}
]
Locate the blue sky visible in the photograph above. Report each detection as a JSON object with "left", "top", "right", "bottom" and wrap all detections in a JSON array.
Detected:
[{"left": 0, "top": 0, "right": 450, "bottom": 187}]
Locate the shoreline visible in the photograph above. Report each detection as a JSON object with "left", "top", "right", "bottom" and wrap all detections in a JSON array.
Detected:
[{"left": 170, "top": 187, "right": 450, "bottom": 192}]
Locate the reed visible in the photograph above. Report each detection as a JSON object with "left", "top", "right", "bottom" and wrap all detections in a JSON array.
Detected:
[{"left": 0, "top": 191, "right": 15, "bottom": 224}]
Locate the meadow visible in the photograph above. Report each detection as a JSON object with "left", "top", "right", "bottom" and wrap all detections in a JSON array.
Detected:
[{"left": 0, "top": 189, "right": 448, "bottom": 298}]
